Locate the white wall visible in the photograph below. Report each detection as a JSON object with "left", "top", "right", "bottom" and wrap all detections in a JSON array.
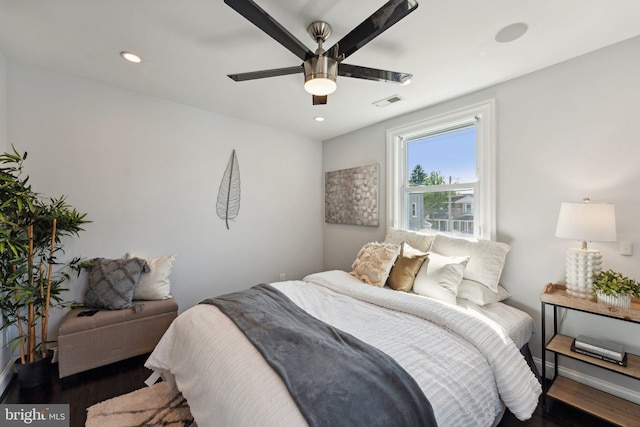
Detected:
[
  {"left": 323, "top": 36, "right": 640, "bottom": 399},
  {"left": 0, "top": 51, "right": 14, "bottom": 394},
  {"left": 0, "top": 53, "right": 5, "bottom": 149},
  {"left": 1, "top": 59, "right": 324, "bottom": 382}
]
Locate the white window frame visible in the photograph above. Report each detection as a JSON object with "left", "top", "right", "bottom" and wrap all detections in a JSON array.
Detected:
[{"left": 386, "top": 99, "right": 496, "bottom": 240}]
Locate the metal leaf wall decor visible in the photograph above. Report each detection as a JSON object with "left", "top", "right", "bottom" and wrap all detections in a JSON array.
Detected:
[{"left": 216, "top": 149, "right": 241, "bottom": 229}]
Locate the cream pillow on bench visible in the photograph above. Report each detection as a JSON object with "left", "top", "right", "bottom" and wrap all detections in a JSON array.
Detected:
[{"left": 126, "top": 253, "right": 176, "bottom": 300}]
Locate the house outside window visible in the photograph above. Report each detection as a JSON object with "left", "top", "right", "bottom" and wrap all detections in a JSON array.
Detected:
[
  {"left": 386, "top": 100, "right": 496, "bottom": 240},
  {"left": 407, "top": 195, "right": 423, "bottom": 230}
]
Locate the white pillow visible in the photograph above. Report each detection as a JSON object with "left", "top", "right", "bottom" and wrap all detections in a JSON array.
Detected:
[
  {"left": 350, "top": 242, "right": 400, "bottom": 287},
  {"left": 430, "top": 234, "right": 510, "bottom": 292},
  {"left": 384, "top": 228, "right": 435, "bottom": 252},
  {"left": 412, "top": 253, "right": 469, "bottom": 304},
  {"left": 126, "top": 253, "right": 176, "bottom": 300},
  {"left": 457, "top": 279, "right": 512, "bottom": 306}
]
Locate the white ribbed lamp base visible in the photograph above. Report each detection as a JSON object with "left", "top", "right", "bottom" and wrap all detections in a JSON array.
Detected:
[{"left": 565, "top": 248, "right": 602, "bottom": 299}]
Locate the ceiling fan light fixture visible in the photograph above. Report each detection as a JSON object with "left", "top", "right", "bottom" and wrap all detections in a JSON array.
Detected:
[
  {"left": 304, "top": 78, "right": 337, "bottom": 96},
  {"left": 225, "top": 0, "right": 418, "bottom": 103},
  {"left": 303, "top": 56, "right": 337, "bottom": 96}
]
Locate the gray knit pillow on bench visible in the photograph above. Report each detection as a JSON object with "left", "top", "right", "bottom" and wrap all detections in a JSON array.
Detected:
[{"left": 84, "top": 258, "right": 149, "bottom": 310}]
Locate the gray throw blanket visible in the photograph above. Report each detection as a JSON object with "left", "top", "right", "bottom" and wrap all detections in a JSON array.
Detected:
[{"left": 201, "top": 284, "right": 437, "bottom": 427}]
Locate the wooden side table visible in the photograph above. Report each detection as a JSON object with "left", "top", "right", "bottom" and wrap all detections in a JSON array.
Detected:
[{"left": 541, "top": 283, "right": 640, "bottom": 426}]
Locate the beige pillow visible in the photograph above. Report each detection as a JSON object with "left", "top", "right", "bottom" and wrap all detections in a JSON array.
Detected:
[
  {"left": 126, "top": 253, "right": 176, "bottom": 300},
  {"left": 388, "top": 242, "right": 429, "bottom": 292},
  {"left": 350, "top": 242, "right": 400, "bottom": 287},
  {"left": 384, "top": 228, "right": 435, "bottom": 252},
  {"left": 412, "top": 252, "right": 469, "bottom": 304},
  {"left": 430, "top": 234, "right": 510, "bottom": 292}
]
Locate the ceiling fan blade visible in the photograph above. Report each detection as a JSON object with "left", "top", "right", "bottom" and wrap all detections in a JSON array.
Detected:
[
  {"left": 338, "top": 63, "right": 412, "bottom": 84},
  {"left": 328, "top": 0, "right": 418, "bottom": 62},
  {"left": 228, "top": 65, "right": 303, "bottom": 81},
  {"left": 224, "top": 0, "right": 314, "bottom": 61},
  {"left": 313, "top": 95, "right": 327, "bottom": 105}
]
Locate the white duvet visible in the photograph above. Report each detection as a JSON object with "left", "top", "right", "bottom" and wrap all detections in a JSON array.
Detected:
[{"left": 146, "top": 270, "right": 541, "bottom": 427}]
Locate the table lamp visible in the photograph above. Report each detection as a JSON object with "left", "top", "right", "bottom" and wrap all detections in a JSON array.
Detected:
[{"left": 555, "top": 198, "right": 617, "bottom": 298}]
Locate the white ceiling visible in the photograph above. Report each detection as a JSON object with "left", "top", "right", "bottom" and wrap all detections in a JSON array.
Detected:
[{"left": 1, "top": 0, "right": 639, "bottom": 141}]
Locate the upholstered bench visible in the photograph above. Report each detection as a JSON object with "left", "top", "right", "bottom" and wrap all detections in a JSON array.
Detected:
[{"left": 57, "top": 299, "right": 178, "bottom": 378}]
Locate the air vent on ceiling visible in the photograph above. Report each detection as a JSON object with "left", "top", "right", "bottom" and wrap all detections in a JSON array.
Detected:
[{"left": 373, "top": 94, "right": 404, "bottom": 108}]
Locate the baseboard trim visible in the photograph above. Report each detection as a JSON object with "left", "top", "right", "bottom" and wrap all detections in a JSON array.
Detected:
[
  {"left": 534, "top": 356, "right": 640, "bottom": 405},
  {"left": 0, "top": 360, "right": 15, "bottom": 400}
]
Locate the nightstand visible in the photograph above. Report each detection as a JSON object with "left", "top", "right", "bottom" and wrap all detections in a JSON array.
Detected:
[{"left": 541, "top": 283, "right": 640, "bottom": 425}]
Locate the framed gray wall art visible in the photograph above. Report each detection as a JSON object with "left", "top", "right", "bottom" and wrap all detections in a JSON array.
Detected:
[{"left": 325, "top": 164, "right": 379, "bottom": 226}]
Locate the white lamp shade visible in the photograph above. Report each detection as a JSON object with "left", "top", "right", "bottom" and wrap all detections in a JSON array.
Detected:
[{"left": 555, "top": 201, "right": 616, "bottom": 242}]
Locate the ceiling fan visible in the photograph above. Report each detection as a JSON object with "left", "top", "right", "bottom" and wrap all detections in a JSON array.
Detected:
[{"left": 225, "top": 0, "right": 419, "bottom": 105}]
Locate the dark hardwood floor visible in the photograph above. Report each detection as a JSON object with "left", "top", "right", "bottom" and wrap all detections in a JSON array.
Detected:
[
  {"left": 498, "top": 399, "right": 617, "bottom": 427},
  {"left": 1, "top": 355, "right": 617, "bottom": 427},
  {"left": 1, "top": 354, "right": 152, "bottom": 427}
]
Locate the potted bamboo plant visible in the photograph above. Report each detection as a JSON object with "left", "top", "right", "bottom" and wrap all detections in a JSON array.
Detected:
[
  {"left": 0, "top": 146, "right": 88, "bottom": 388},
  {"left": 593, "top": 269, "right": 640, "bottom": 309}
]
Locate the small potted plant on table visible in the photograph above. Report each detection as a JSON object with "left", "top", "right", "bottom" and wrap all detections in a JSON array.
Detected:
[{"left": 592, "top": 269, "right": 640, "bottom": 309}]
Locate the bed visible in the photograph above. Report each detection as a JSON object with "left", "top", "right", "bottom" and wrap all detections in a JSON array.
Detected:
[{"left": 145, "top": 231, "right": 542, "bottom": 426}]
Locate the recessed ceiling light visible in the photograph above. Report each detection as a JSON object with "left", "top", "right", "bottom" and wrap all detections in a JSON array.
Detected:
[
  {"left": 314, "top": 116, "right": 325, "bottom": 122},
  {"left": 495, "top": 23, "right": 528, "bottom": 43},
  {"left": 120, "top": 51, "right": 142, "bottom": 63}
]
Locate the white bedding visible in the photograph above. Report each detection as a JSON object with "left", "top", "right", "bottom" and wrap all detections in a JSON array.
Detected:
[
  {"left": 456, "top": 297, "right": 535, "bottom": 349},
  {"left": 146, "top": 270, "right": 540, "bottom": 427}
]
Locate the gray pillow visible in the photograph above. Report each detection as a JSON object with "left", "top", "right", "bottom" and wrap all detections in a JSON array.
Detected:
[{"left": 84, "top": 258, "right": 149, "bottom": 310}]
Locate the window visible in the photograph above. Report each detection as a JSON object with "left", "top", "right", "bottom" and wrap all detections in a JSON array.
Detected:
[{"left": 386, "top": 100, "right": 496, "bottom": 239}]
